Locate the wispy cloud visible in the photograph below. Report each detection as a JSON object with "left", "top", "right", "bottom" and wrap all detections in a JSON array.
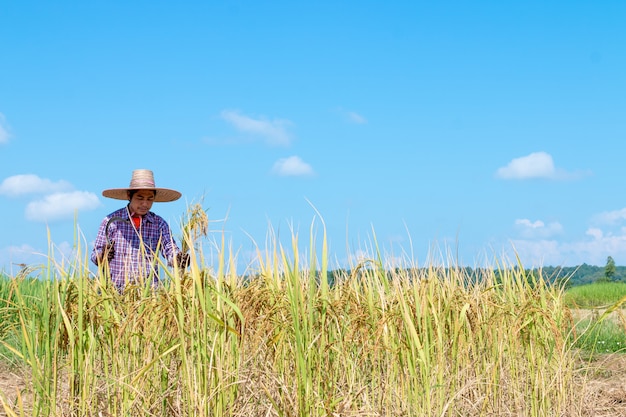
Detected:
[
  {"left": 0, "top": 113, "right": 11, "bottom": 144},
  {"left": 335, "top": 107, "right": 367, "bottom": 124},
  {"left": 495, "top": 151, "right": 589, "bottom": 180},
  {"left": 271, "top": 155, "right": 315, "bottom": 177},
  {"left": 220, "top": 110, "right": 293, "bottom": 146},
  {"left": 591, "top": 208, "right": 626, "bottom": 226},
  {"left": 0, "top": 174, "right": 73, "bottom": 197}
]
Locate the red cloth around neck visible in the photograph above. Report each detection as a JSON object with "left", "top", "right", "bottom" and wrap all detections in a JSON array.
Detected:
[{"left": 131, "top": 215, "right": 141, "bottom": 229}]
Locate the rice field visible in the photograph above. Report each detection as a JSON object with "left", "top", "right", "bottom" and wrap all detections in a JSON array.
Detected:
[{"left": 0, "top": 205, "right": 621, "bottom": 416}]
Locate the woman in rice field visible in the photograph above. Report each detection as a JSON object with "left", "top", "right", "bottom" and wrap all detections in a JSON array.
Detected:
[{"left": 90, "top": 169, "right": 189, "bottom": 291}]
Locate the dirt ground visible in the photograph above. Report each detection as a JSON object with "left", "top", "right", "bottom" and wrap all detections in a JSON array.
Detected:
[
  {"left": 571, "top": 308, "right": 626, "bottom": 416},
  {"left": 580, "top": 353, "right": 626, "bottom": 417},
  {"left": 0, "top": 361, "right": 28, "bottom": 416}
]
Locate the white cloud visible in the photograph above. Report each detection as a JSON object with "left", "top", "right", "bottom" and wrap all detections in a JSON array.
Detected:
[
  {"left": 220, "top": 110, "right": 293, "bottom": 146},
  {"left": 495, "top": 151, "right": 588, "bottom": 180},
  {"left": 515, "top": 219, "right": 545, "bottom": 229},
  {"left": 25, "top": 191, "right": 101, "bottom": 222},
  {"left": 0, "top": 113, "right": 9, "bottom": 144},
  {"left": 578, "top": 230, "right": 626, "bottom": 258},
  {"left": 586, "top": 227, "right": 603, "bottom": 240},
  {"left": 514, "top": 218, "right": 563, "bottom": 239},
  {"left": 496, "top": 152, "right": 556, "bottom": 179},
  {"left": 0, "top": 174, "right": 103, "bottom": 223},
  {"left": 271, "top": 156, "right": 315, "bottom": 177},
  {"left": 489, "top": 207, "right": 626, "bottom": 268},
  {"left": 0, "top": 174, "right": 73, "bottom": 197},
  {"left": 504, "top": 222, "right": 626, "bottom": 267}
]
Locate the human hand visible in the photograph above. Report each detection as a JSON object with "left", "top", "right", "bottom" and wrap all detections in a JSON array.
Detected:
[
  {"left": 176, "top": 252, "right": 190, "bottom": 268},
  {"left": 103, "top": 242, "right": 115, "bottom": 261}
]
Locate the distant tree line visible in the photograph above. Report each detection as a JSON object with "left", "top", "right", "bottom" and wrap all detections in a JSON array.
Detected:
[
  {"left": 539, "top": 256, "right": 626, "bottom": 287},
  {"left": 323, "top": 257, "right": 626, "bottom": 289}
]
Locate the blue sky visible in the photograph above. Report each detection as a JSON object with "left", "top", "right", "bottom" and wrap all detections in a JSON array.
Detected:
[{"left": 2, "top": 1, "right": 626, "bottom": 275}]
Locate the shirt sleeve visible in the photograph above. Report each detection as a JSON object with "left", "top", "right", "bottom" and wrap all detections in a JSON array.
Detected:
[
  {"left": 90, "top": 217, "right": 109, "bottom": 265},
  {"left": 156, "top": 216, "right": 181, "bottom": 265}
]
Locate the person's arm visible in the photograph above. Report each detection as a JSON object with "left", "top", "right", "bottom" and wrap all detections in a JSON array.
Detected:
[
  {"left": 157, "top": 217, "right": 189, "bottom": 267},
  {"left": 91, "top": 217, "right": 115, "bottom": 265}
]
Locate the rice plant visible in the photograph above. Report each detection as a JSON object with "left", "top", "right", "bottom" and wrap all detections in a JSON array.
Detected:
[{"left": 0, "top": 205, "right": 594, "bottom": 416}]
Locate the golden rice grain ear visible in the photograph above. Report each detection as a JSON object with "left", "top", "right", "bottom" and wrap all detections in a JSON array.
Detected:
[
  {"left": 180, "top": 202, "right": 209, "bottom": 254},
  {"left": 57, "top": 280, "right": 78, "bottom": 352},
  {"left": 179, "top": 272, "right": 194, "bottom": 292},
  {"left": 563, "top": 307, "right": 575, "bottom": 337},
  {"left": 13, "top": 264, "right": 37, "bottom": 280}
]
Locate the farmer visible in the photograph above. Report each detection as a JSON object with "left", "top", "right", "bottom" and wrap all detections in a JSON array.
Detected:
[{"left": 90, "top": 169, "right": 189, "bottom": 291}]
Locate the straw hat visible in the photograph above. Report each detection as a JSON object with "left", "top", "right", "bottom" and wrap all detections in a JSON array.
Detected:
[{"left": 102, "top": 169, "right": 182, "bottom": 202}]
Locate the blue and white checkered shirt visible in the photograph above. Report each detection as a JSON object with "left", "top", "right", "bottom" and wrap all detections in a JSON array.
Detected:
[{"left": 90, "top": 206, "right": 182, "bottom": 290}]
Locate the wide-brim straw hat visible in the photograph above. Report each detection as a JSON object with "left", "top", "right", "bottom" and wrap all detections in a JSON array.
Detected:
[{"left": 102, "top": 169, "right": 182, "bottom": 202}]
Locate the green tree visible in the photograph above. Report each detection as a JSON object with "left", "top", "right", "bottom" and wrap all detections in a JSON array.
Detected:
[{"left": 604, "top": 256, "right": 616, "bottom": 282}]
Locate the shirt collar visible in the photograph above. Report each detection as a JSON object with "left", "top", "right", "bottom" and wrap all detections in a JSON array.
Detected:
[{"left": 124, "top": 205, "right": 155, "bottom": 223}]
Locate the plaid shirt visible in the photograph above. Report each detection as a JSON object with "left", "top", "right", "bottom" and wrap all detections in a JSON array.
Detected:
[{"left": 91, "top": 206, "right": 181, "bottom": 290}]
